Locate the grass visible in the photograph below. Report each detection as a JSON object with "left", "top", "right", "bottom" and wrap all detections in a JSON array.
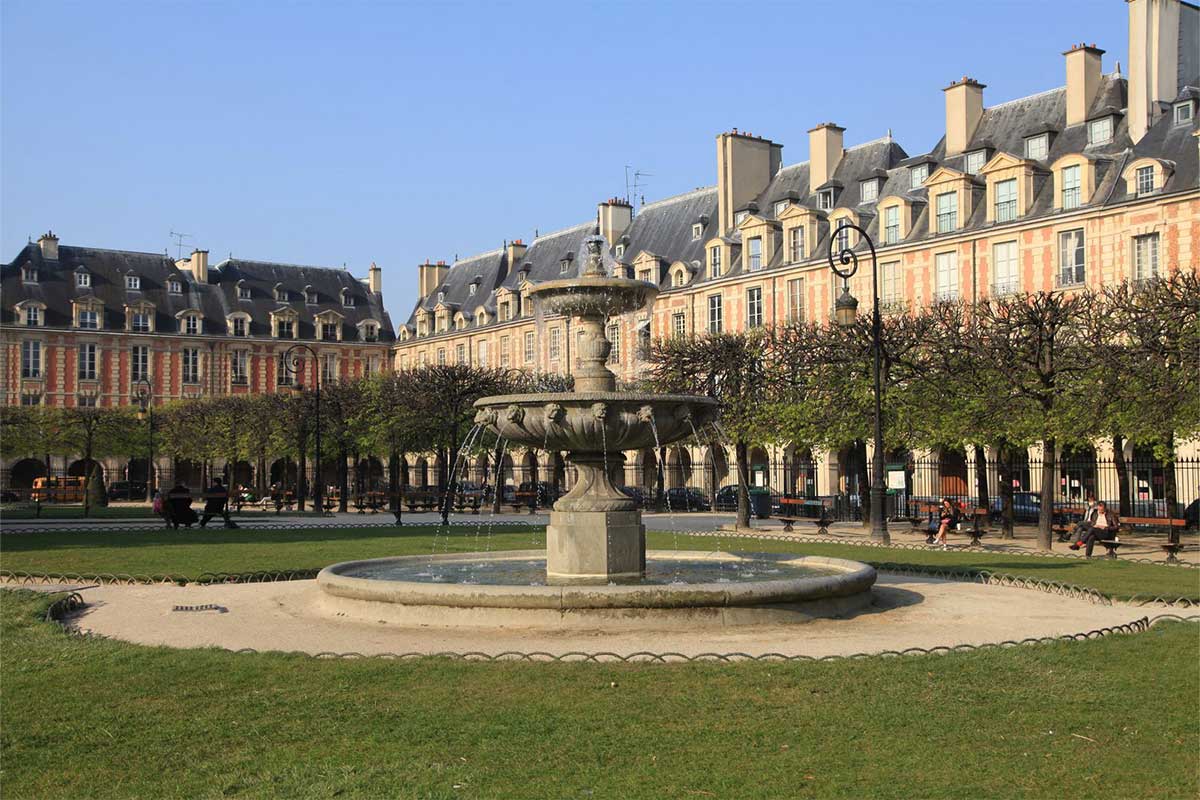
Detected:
[
  {"left": 0, "top": 505, "right": 312, "bottom": 520},
  {"left": 1, "top": 589, "right": 1196, "bottom": 799},
  {"left": 1, "top": 525, "right": 1196, "bottom": 601}
]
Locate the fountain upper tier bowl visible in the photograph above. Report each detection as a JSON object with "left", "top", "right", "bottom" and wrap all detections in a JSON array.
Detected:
[{"left": 524, "top": 276, "right": 658, "bottom": 319}]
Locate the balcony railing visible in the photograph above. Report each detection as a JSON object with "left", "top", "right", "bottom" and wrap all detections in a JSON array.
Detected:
[{"left": 992, "top": 278, "right": 1021, "bottom": 297}]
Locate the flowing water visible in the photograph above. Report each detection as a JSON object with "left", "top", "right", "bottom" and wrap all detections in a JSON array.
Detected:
[
  {"left": 429, "top": 422, "right": 485, "bottom": 567},
  {"left": 648, "top": 415, "right": 684, "bottom": 580}
]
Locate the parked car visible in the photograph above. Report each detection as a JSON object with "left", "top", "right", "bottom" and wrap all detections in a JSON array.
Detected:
[
  {"left": 1, "top": 489, "right": 20, "bottom": 503},
  {"left": 107, "top": 481, "right": 148, "bottom": 501},
  {"left": 619, "top": 485, "right": 647, "bottom": 508},
  {"left": 517, "top": 481, "right": 561, "bottom": 506},
  {"left": 714, "top": 484, "right": 777, "bottom": 513},
  {"left": 989, "top": 492, "right": 1076, "bottom": 524},
  {"left": 663, "top": 487, "right": 711, "bottom": 512}
]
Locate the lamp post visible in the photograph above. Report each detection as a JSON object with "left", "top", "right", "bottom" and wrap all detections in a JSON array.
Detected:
[
  {"left": 828, "top": 222, "right": 889, "bottom": 543},
  {"left": 134, "top": 376, "right": 155, "bottom": 502},
  {"left": 279, "top": 344, "right": 323, "bottom": 514}
]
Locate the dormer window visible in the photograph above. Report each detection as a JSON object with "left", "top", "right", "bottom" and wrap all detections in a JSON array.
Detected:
[
  {"left": 168, "top": 279, "right": 182, "bottom": 294},
  {"left": 361, "top": 322, "right": 378, "bottom": 342},
  {"left": 1024, "top": 134, "right": 1049, "bottom": 161},
  {"left": 305, "top": 287, "right": 317, "bottom": 304},
  {"left": 1135, "top": 165, "right": 1156, "bottom": 196},
  {"left": 747, "top": 237, "right": 763, "bottom": 271},
  {"left": 734, "top": 210, "right": 749, "bottom": 226},
  {"left": 321, "top": 322, "right": 338, "bottom": 340},
  {"left": 615, "top": 244, "right": 625, "bottom": 258},
  {"left": 181, "top": 314, "right": 201, "bottom": 335},
  {"left": 21, "top": 266, "right": 38, "bottom": 282},
  {"left": 691, "top": 223, "right": 703, "bottom": 240},
  {"left": 125, "top": 275, "right": 140, "bottom": 290},
  {"left": 276, "top": 318, "right": 294, "bottom": 338},
  {"left": 964, "top": 150, "right": 987, "bottom": 174},
  {"left": 76, "top": 271, "right": 91, "bottom": 288},
  {"left": 638, "top": 269, "right": 652, "bottom": 283},
  {"left": 274, "top": 284, "right": 288, "bottom": 302},
  {"left": 469, "top": 283, "right": 478, "bottom": 296},
  {"left": 817, "top": 191, "right": 833, "bottom": 211},
  {"left": 909, "top": 163, "right": 929, "bottom": 189},
  {"left": 437, "top": 291, "right": 445, "bottom": 303},
  {"left": 342, "top": 290, "right": 355, "bottom": 308},
  {"left": 559, "top": 257, "right": 571, "bottom": 275},
  {"left": 708, "top": 246, "right": 722, "bottom": 279},
  {"left": 773, "top": 200, "right": 789, "bottom": 217},
  {"left": 476, "top": 311, "right": 487, "bottom": 325},
  {"left": 1174, "top": 101, "right": 1194, "bottom": 125},
  {"left": 24, "top": 305, "right": 41, "bottom": 326},
  {"left": 231, "top": 317, "right": 248, "bottom": 337},
  {"left": 859, "top": 180, "right": 879, "bottom": 203},
  {"left": 1087, "top": 116, "right": 1113, "bottom": 145},
  {"left": 672, "top": 270, "right": 687, "bottom": 288},
  {"left": 131, "top": 310, "right": 152, "bottom": 332},
  {"left": 237, "top": 281, "right": 252, "bottom": 300}
]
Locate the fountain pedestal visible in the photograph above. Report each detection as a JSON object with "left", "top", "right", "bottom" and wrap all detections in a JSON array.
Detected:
[{"left": 545, "top": 452, "right": 644, "bottom": 584}]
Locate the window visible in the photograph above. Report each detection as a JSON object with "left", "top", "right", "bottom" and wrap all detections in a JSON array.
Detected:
[
  {"left": 79, "top": 309, "right": 99, "bottom": 330},
  {"left": 76, "top": 272, "right": 91, "bottom": 288},
  {"left": 182, "top": 348, "right": 200, "bottom": 383},
  {"left": 560, "top": 258, "right": 571, "bottom": 275},
  {"left": 342, "top": 292, "right": 355, "bottom": 308},
  {"left": 231, "top": 351, "right": 248, "bottom": 385},
  {"left": 1061, "top": 165, "right": 1082, "bottom": 209},
  {"left": 787, "top": 278, "right": 805, "bottom": 322},
  {"left": 746, "top": 287, "right": 763, "bottom": 328},
  {"left": 125, "top": 275, "right": 140, "bottom": 290},
  {"left": 168, "top": 279, "right": 182, "bottom": 294},
  {"left": 78, "top": 395, "right": 97, "bottom": 408},
  {"left": 637, "top": 322, "right": 651, "bottom": 359},
  {"left": 1087, "top": 117, "right": 1113, "bottom": 145},
  {"left": 788, "top": 227, "right": 805, "bottom": 262},
  {"left": 1135, "top": 166, "right": 1156, "bottom": 196},
  {"left": 131, "top": 345, "right": 149, "bottom": 382},
  {"left": 709, "top": 247, "right": 722, "bottom": 278},
  {"left": 524, "top": 331, "right": 535, "bottom": 362},
  {"left": 747, "top": 237, "right": 762, "bottom": 271},
  {"left": 498, "top": 302, "right": 510, "bottom": 322},
  {"left": 305, "top": 288, "right": 318, "bottom": 304},
  {"left": 936, "top": 192, "right": 957, "bottom": 233},
  {"left": 691, "top": 223, "right": 703, "bottom": 240},
  {"left": 277, "top": 319, "right": 294, "bottom": 338},
  {"left": 1025, "top": 134, "right": 1048, "bottom": 161},
  {"left": 278, "top": 357, "right": 296, "bottom": 386},
  {"left": 521, "top": 297, "right": 532, "bottom": 316},
  {"left": 132, "top": 311, "right": 151, "bottom": 332},
  {"left": 964, "top": 151, "right": 986, "bottom": 174},
  {"left": 232, "top": 317, "right": 247, "bottom": 337},
  {"left": 323, "top": 354, "right": 337, "bottom": 382},
  {"left": 817, "top": 191, "right": 833, "bottom": 211},
  {"left": 638, "top": 269, "right": 652, "bottom": 283},
  {"left": 672, "top": 270, "right": 686, "bottom": 288},
  {"left": 21, "top": 340, "right": 41, "bottom": 378},
  {"left": 1058, "top": 229, "right": 1085, "bottom": 285},
  {"left": 456, "top": 343, "right": 466, "bottom": 364},
  {"left": 707, "top": 294, "right": 723, "bottom": 333},
  {"left": 1134, "top": 234, "right": 1159, "bottom": 282},
  {"left": 362, "top": 323, "right": 378, "bottom": 342},
  {"left": 834, "top": 223, "right": 851, "bottom": 252},
  {"left": 883, "top": 206, "right": 900, "bottom": 244},
  {"left": 321, "top": 322, "right": 338, "bottom": 341},
  {"left": 436, "top": 348, "right": 446, "bottom": 366},
  {"left": 934, "top": 252, "right": 959, "bottom": 301},
  {"left": 881, "top": 262, "right": 902, "bottom": 307},
  {"left": 994, "top": 179, "right": 1018, "bottom": 222},
  {"left": 1175, "top": 102, "right": 1194, "bottom": 125},
  {"left": 993, "top": 241, "right": 1019, "bottom": 295},
  {"left": 549, "top": 328, "right": 561, "bottom": 360},
  {"left": 275, "top": 287, "right": 289, "bottom": 302},
  {"left": 24, "top": 306, "right": 41, "bottom": 327},
  {"left": 367, "top": 356, "right": 380, "bottom": 374},
  {"left": 672, "top": 312, "right": 687, "bottom": 338},
  {"left": 183, "top": 315, "right": 199, "bottom": 335},
  {"left": 615, "top": 244, "right": 625, "bottom": 258},
  {"left": 860, "top": 179, "right": 878, "bottom": 203},
  {"left": 468, "top": 283, "right": 478, "bottom": 296},
  {"left": 22, "top": 393, "right": 41, "bottom": 406},
  {"left": 238, "top": 284, "right": 252, "bottom": 300},
  {"left": 909, "top": 163, "right": 929, "bottom": 189},
  {"left": 499, "top": 336, "right": 509, "bottom": 367},
  {"left": 436, "top": 292, "right": 444, "bottom": 304},
  {"left": 21, "top": 266, "right": 38, "bottom": 282},
  {"left": 78, "top": 344, "right": 97, "bottom": 380},
  {"left": 734, "top": 210, "right": 749, "bottom": 226},
  {"left": 606, "top": 324, "right": 620, "bottom": 364}
]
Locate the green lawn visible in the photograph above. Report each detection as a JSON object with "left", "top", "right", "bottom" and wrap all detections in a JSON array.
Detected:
[
  {"left": 1, "top": 525, "right": 1196, "bottom": 601},
  {"left": 1, "top": 589, "right": 1195, "bottom": 799}
]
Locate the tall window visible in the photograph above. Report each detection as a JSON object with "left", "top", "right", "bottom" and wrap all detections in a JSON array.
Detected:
[
  {"left": 606, "top": 324, "right": 620, "bottom": 364},
  {"left": 434, "top": 347, "right": 445, "bottom": 366},
  {"left": 787, "top": 278, "right": 805, "bottom": 322},
  {"left": 883, "top": 206, "right": 900, "bottom": 244},
  {"left": 1058, "top": 229, "right": 1085, "bottom": 285},
  {"left": 182, "top": 348, "right": 200, "bottom": 384},
  {"left": 125, "top": 275, "right": 140, "bottom": 290},
  {"left": 936, "top": 192, "right": 957, "bottom": 233},
  {"left": 21, "top": 340, "right": 41, "bottom": 378},
  {"left": 78, "top": 309, "right": 99, "bottom": 330},
  {"left": 880, "top": 262, "right": 902, "bottom": 307},
  {"left": 232, "top": 317, "right": 247, "bottom": 337},
  {"left": 1134, "top": 234, "right": 1159, "bottom": 282},
  {"left": 524, "top": 331, "right": 535, "bottom": 362},
  {"left": 1135, "top": 166, "right": 1156, "bottom": 196},
  {"left": 456, "top": 344, "right": 466, "bottom": 364},
  {"left": 231, "top": 351, "right": 248, "bottom": 384},
  {"left": 1087, "top": 116, "right": 1112, "bottom": 145},
  {"left": 709, "top": 247, "right": 721, "bottom": 279},
  {"left": 834, "top": 223, "right": 851, "bottom": 253},
  {"left": 24, "top": 306, "right": 41, "bottom": 327},
  {"left": 1025, "top": 134, "right": 1048, "bottom": 161},
  {"left": 367, "top": 356, "right": 379, "bottom": 374},
  {"left": 321, "top": 322, "right": 338, "bottom": 341},
  {"left": 746, "top": 287, "right": 763, "bottom": 328},
  {"left": 672, "top": 312, "right": 687, "bottom": 338},
  {"left": 691, "top": 223, "right": 703, "bottom": 240},
  {"left": 909, "top": 163, "right": 929, "bottom": 189},
  {"left": 478, "top": 341, "right": 489, "bottom": 366},
  {"left": 78, "top": 344, "right": 97, "bottom": 380},
  {"left": 183, "top": 315, "right": 199, "bottom": 335},
  {"left": 994, "top": 179, "right": 1017, "bottom": 222},
  {"left": 21, "top": 393, "right": 41, "bottom": 406},
  {"left": 707, "top": 295, "right": 723, "bottom": 334},
  {"left": 76, "top": 272, "right": 91, "bottom": 288},
  {"left": 131, "top": 345, "right": 149, "bottom": 382},
  {"left": 788, "top": 227, "right": 805, "bottom": 262},
  {"left": 549, "top": 328, "right": 561, "bottom": 360},
  {"left": 993, "top": 241, "right": 1019, "bottom": 295},
  {"left": 323, "top": 354, "right": 337, "bottom": 382},
  {"left": 934, "top": 252, "right": 959, "bottom": 301},
  {"left": 1061, "top": 165, "right": 1081, "bottom": 209},
  {"left": 499, "top": 336, "right": 510, "bottom": 367},
  {"left": 132, "top": 311, "right": 151, "bottom": 333},
  {"left": 747, "top": 237, "right": 762, "bottom": 271}
]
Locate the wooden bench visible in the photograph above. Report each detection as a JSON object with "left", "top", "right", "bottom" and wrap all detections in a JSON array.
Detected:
[
  {"left": 777, "top": 497, "right": 828, "bottom": 533},
  {"left": 1120, "top": 516, "right": 1187, "bottom": 562},
  {"left": 1160, "top": 542, "right": 1186, "bottom": 564},
  {"left": 514, "top": 491, "right": 538, "bottom": 514},
  {"left": 1098, "top": 539, "right": 1123, "bottom": 559}
]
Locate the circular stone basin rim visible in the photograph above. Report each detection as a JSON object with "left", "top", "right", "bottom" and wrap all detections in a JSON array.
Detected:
[{"left": 318, "top": 550, "right": 876, "bottom": 611}]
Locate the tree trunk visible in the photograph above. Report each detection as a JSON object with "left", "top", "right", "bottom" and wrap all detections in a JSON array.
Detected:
[
  {"left": 1163, "top": 434, "right": 1179, "bottom": 544},
  {"left": 973, "top": 444, "right": 990, "bottom": 514},
  {"left": 297, "top": 450, "right": 307, "bottom": 512},
  {"left": 388, "top": 451, "right": 400, "bottom": 511},
  {"left": 855, "top": 440, "right": 870, "bottom": 527},
  {"left": 1037, "top": 438, "right": 1056, "bottom": 550},
  {"left": 735, "top": 439, "right": 751, "bottom": 529},
  {"left": 1112, "top": 435, "right": 1131, "bottom": 518},
  {"left": 997, "top": 442, "right": 1014, "bottom": 539},
  {"left": 338, "top": 451, "right": 349, "bottom": 512}
]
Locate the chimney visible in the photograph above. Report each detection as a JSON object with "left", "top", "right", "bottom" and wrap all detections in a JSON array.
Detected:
[
  {"left": 368, "top": 261, "right": 382, "bottom": 294},
  {"left": 37, "top": 231, "right": 59, "bottom": 260},
  {"left": 506, "top": 239, "right": 527, "bottom": 269},
  {"left": 190, "top": 249, "right": 209, "bottom": 282},
  {"left": 418, "top": 260, "right": 450, "bottom": 299},
  {"left": 597, "top": 198, "right": 633, "bottom": 246},
  {"left": 716, "top": 130, "right": 783, "bottom": 233},
  {"left": 943, "top": 77, "right": 986, "bottom": 156},
  {"left": 1127, "top": 0, "right": 1191, "bottom": 143},
  {"left": 1065, "top": 44, "right": 1105, "bottom": 127},
  {"left": 807, "top": 122, "right": 845, "bottom": 194}
]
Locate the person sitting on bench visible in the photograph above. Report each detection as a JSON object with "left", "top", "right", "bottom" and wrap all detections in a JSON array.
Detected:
[
  {"left": 200, "top": 477, "right": 233, "bottom": 528},
  {"left": 1070, "top": 501, "right": 1117, "bottom": 557}
]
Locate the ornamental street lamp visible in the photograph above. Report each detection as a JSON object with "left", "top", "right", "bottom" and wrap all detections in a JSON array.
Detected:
[
  {"left": 279, "top": 343, "right": 323, "bottom": 514},
  {"left": 828, "top": 222, "right": 889, "bottom": 543},
  {"left": 134, "top": 376, "right": 155, "bottom": 502}
]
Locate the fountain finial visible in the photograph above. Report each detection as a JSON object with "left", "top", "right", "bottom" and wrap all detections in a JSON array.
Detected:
[{"left": 582, "top": 236, "right": 607, "bottom": 278}]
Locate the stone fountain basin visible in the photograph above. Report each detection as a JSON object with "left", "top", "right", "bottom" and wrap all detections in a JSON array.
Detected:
[
  {"left": 317, "top": 550, "right": 877, "bottom": 629},
  {"left": 474, "top": 392, "right": 719, "bottom": 452},
  {"left": 526, "top": 277, "right": 658, "bottom": 318}
]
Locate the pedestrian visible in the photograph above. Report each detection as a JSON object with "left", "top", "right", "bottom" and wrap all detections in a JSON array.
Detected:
[
  {"left": 200, "top": 477, "right": 232, "bottom": 528},
  {"left": 933, "top": 497, "right": 958, "bottom": 550},
  {"left": 152, "top": 489, "right": 172, "bottom": 529},
  {"left": 167, "top": 481, "right": 198, "bottom": 529},
  {"left": 1070, "top": 500, "right": 1118, "bottom": 557}
]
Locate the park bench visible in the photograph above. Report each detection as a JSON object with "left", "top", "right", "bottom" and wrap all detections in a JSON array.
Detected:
[
  {"left": 514, "top": 491, "right": 538, "bottom": 514},
  {"left": 959, "top": 507, "right": 988, "bottom": 547},
  {"left": 1120, "top": 516, "right": 1187, "bottom": 563},
  {"left": 777, "top": 497, "right": 826, "bottom": 532}
]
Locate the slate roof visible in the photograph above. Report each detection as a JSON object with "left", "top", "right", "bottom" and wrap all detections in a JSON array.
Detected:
[{"left": 1, "top": 243, "right": 394, "bottom": 341}]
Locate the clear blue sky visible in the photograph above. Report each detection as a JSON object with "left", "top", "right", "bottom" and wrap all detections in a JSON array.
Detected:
[{"left": 2, "top": 0, "right": 1128, "bottom": 323}]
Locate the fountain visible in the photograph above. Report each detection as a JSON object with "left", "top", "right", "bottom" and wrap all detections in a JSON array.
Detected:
[{"left": 318, "top": 236, "right": 875, "bottom": 627}]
